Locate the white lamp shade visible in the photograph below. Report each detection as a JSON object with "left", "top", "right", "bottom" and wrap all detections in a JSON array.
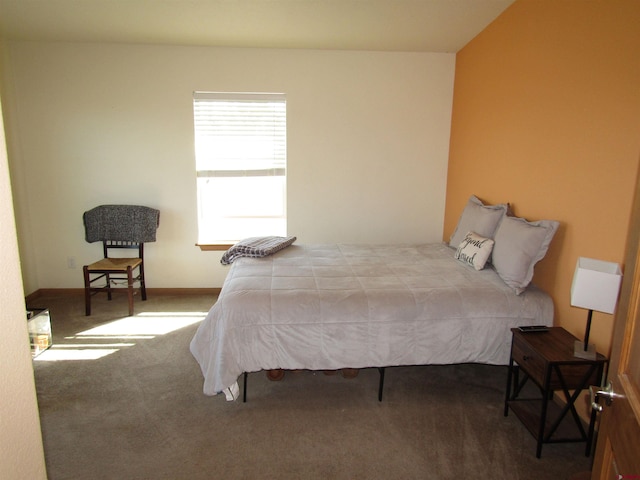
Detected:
[{"left": 570, "top": 257, "right": 622, "bottom": 314}]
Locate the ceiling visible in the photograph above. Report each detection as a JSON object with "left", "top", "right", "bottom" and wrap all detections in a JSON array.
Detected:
[{"left": 0, "top": 0, "right": 514, "bottom": 53}]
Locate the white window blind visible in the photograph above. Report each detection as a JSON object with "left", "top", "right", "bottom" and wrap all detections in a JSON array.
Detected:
[{"left": 193, "top": 92, "right": 287, "bottom": 244}]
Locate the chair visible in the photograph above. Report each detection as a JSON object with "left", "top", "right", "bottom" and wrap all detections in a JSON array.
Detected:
[{"left": 82, "top": 205, "right": 160, "bottom": 316}]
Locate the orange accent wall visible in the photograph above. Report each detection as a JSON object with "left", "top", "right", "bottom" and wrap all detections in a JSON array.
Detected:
[{"left": 445, "top": 0, "right": 640, "bottom": 355}]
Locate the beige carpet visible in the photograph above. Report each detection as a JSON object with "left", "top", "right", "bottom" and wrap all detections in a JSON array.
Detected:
[{"left": 31, "top": 292, "right": 592, "bottom": 479}]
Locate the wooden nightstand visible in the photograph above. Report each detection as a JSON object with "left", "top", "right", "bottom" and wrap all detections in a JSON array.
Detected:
[{"left": 504, "top": 327, "right": 607, "bottom": 458}]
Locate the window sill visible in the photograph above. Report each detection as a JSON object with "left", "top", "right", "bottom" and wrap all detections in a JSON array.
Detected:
[{"left": 197, "top": 244, "right": 232, "bottom": 251}]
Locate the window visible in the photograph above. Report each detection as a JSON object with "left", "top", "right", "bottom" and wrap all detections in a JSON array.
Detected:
[{"left": 193, "top": 92, "right": 287, "bottom": 245}]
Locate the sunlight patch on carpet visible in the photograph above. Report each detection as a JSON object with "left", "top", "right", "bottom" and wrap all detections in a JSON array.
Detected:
[
  {"left": 34, "top": 346, "right": 120, "bottom": 361},
  {"left": 33, "top": 312, "right": 207, "bottom": 361},
  {"left": 75, "top": 312, "right": 207, "bottom": 338}
]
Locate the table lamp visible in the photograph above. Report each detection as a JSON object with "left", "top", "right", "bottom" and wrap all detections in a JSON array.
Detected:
[{"left": 570, "top": 257, "right": 622, "bottom": 360}]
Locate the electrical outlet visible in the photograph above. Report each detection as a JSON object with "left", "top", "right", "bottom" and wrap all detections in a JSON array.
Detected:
[{"left": 67, "top": 256, "right": 77, "bottom": 269}]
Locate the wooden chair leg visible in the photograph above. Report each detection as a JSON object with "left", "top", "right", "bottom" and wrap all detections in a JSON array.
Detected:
[
  {"left": 139, "top": 263, "right": 147, "bottom": 301},
  {"left": 126, "top": 266, "right": 134, "bottom": 316},
  {"left": 106, "top": 273, "right": 112, "bottom": 300},
  {"left": 83, "top": 266, "right": 92, "bottom": 316}
]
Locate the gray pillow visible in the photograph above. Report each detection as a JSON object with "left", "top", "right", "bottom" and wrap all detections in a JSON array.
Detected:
[
  {"left": 492, "top": 216, "right": 559, "bottom": 294},
  {"left": 449, "top": 195, "right": 508, "bottom": 248}
]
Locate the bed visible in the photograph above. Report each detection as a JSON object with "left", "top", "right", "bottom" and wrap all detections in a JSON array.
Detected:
[{"left": 190, "top": 197, "right": 559, "bottom": 400}]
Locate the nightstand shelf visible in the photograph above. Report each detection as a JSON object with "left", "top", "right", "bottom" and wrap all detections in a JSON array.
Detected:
[{"left": 504, "top": 327, "right": 607, "bottom": 458}]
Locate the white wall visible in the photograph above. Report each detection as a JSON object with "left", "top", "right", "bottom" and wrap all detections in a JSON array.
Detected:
[
  {"left": 0, "top": 90, "right": 47, "bottom": 477},
  {"left": 3, "top": 41, "right": 455, "bottom": 293}
]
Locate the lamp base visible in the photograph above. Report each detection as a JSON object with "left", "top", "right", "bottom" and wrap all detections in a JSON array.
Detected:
[{"left": 574, "top": 340, "right": 597, "bottom": 360}]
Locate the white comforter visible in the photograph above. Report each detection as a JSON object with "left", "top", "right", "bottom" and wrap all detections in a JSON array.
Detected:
[{"left": 190, "top": 243, "right": 554, "bottom": 399}]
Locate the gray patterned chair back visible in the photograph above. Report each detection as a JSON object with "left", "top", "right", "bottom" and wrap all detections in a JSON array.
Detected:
[{"left": 83, "top": 205, "right": 160, "bottom": 243}]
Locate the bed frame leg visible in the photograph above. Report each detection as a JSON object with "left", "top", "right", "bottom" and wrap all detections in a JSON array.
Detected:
[
  {"left": 378, "top": 367, "right": 385, "bottom": 402},
  {"left": 243, "top": 372, "right": 248, "bottom": 403}
]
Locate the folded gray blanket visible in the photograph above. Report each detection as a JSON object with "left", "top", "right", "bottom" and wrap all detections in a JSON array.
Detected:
[
  {"left": 221, "top": 236, "right": 297, "bottom": 265},
  {"left": 84, "top": 205, "right": 160, "bottom": 243}
]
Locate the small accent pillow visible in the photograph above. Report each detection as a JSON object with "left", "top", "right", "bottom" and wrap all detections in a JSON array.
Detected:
[
  {"left": 455, "top": 231, "right": 495, "bottom": 271},
  {"left": 449, "top": 195, "right": 509, "bottom": 248},
  {"left": 492, "top": 216, "right": 559, "bottom": 294}
]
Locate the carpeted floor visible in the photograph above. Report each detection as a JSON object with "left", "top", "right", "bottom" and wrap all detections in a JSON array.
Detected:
[{"left": 31, "top": 292, "right": 592, "bottom": 479}]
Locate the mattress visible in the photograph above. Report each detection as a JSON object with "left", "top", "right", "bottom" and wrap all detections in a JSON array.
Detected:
[{"left": 190, "top": 243, "right": 554, "bottom": 398}]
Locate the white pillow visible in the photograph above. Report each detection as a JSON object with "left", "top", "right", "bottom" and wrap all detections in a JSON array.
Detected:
[
  {"left": 449, "top": 195, "right": 508, "bottom": 248},
  {"left": 492, "top": 216, "right": 559, "bottom": 294},
  {"left": 455, "top": 231, "right": 495, "bottom": 270}
]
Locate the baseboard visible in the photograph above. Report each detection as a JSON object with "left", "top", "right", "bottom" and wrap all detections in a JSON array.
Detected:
[
  {"left": 26, "top": 289, "right": 83, "bottom": 304},
  {"left": 146, "top": 288, "right": 222, "bottom": 296},
  {"left": 26, "top": 287, "right": 221, "bottom": 304}
]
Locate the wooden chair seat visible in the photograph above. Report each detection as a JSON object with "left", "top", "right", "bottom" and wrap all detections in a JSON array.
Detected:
[{"left": 86, "top": 257, "right": 142, "bottom": 271}]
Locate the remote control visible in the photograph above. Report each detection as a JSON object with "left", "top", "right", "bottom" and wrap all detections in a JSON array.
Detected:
[{"left": 518, "top": 325, "right": 549, "bottom": 333}]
